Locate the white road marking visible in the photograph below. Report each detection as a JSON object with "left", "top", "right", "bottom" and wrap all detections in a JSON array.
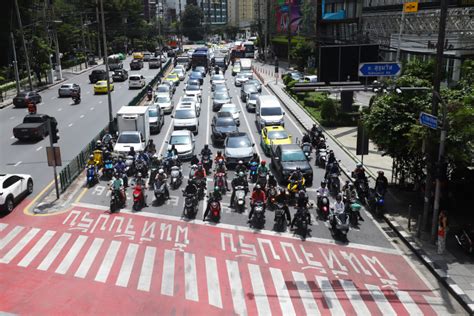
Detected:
[
  {"left": 315, "top": 276, "right": 345, "bottom": 316},
  {"left": 235, "top": 90, "right": 262, "bottom": 157},
  {"left": 205, "top": 256, "right": 222, "bottom": 308},
  {"left": 57, "top": 108, "right": 62, "bottom": 112},
  {"left": 206, "top": 95, "right": 211, "bottom": 144},
  {"left": 9, "top": 116, "right": 15, "bottom": 120},
  {"left": 80, "top": 114, "right": 85, "bottom": 119},
  {"left": 14, "top": 161, "right": 22, "bottom": 167},
  {"left": 95, "top": 240, "right": 121, "bottom": 283},
  {"left": 68, "top": 123, "right": 73, "bottom": 127},
  {"left": 10, "top": 136, "right": 15, "bottom": 139},
  {"left": 161, "top": 249, "right": 176, "bottom": 296},
  {"left": 226, "top": 260, "right": 247, "bottom": 315},
  {"left": 270, "top": 267, "right": 296, "bottom": 316},
  {"left": 248, "top": 264, "right": 272, "bottom": 315},
  {"left": 18, "top": 230, "right": 56, "bottom": 268},
  {"left": 0, "top": 226, "right": 24, "bottom": 250},
  {"left": 55, "top": 235, "right": 88, "bottom": 274},
  {"left": 365, "top": 284, "right": 397, "bottom": 315},
  {"left": 37, "top": 233, "right": 71, "bottom": 271},
  {"left": 137, "top": 246, "right": 156, "bottom": 292},
  {"left": 292, "top": 271, "right": 321, "bottom": 316},
  {"left": 75, "top": 238, "right": 104, "bottom": 278},
  {"left": 90, "top": 107, "right": 95, "bottom": 111},
  {"left": 116, "top": 243, "right": 139, "bottom": 287},
  {"left": 158, "top": 116, "right": 174, "bottom": 156},
  {"left": 87, "top": 91, "right": 91, "bottom": 94},
  {"left": 36, "top": 146, "right": 43, "bottom": 151},
  {"left": 0, "top": 228, "right": 40, "bottom": 264},
  {"left": 339, "top": 279, "right": 370, "bottom": 315},
  {"left": 98, "top": 101, "right": 103, "bottom": 104},
  {"left": 184, "top": 252, "right": 199, "bottom": 302},
  {"left": 51, "top": 96, "right": 56, "bottom": 100}
]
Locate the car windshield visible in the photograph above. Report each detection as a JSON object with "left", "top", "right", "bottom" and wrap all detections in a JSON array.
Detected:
[
  {"left": 60, "top": 85, "right": 71, "bottom": 89},
  {"left": 244, "top": 85, "right": 257, "bottom": 93},
  {"left": 191, "top": 72, "right": 201, "bottom": 77},
  {"left": 227, "top": 136, "right": 251, "bottom": 148},
  {"left": 97, "top": 82, "right": 107, "bottom": 86},
  {"left": 261, "top": 107, "right": 282, "bottom": 116},
  {"left": 182, "top": 97, "right": 195, "bottom": 102},
  {"left": 129, "top": 76, "right": 141, "bottom": 81},
  {"left": 221, "top": 105, "right": 237, "bottom": 113},
  {"left": 281, "top": 150, "right": 306, "bottom": 162},
  {"left": 214, "top": 84, "right": 227, "bottom": 91},
  {"left": 175, "top": 109, "right": 195, "bottom": 119},
  {"left": 234, "top": 62, "right": 241, "bottom": 68},
  {"left": 17, "top": 92, "right": 28, "bottom": 97},
  {"left": 148, "top": 109, "right": 158, "bottom": 117},
  {"left": 215, "top": 93, "right": 229, "bottom": 100},
  {"left": 212, "top": 75, "right": 225, "bottom": 81},
  {"left": 167, "top": 75, "right": 177, "bottom": 80},
  {"left": 268, "top": 130, "right": 289, "bottom": 139},
  {"left": 186, "top": 85, "right": 200, "bottom": 91},
  {"left": 236, "top": 74, "right": 246, "bottom": 79},
  {"left": 156, "top": 96, "right": 170, "bottom": 103},
  {"left": 117, "top": 134, "right": 140, "bottom": 143},
  {"left": 216, "top": 118, "right": 235, "bottom": 127},
  {"left": 196, "top": 67, "right": 205, "bottom": 72},
  {"left": 170, "top": 135, "right": 191, "bottom": 145},
  {"left": 247, "top": 80, "right": 259, "bottom": 86},
  {"left": 291, "top": 73, "right": 302, "bottom": 80},
  {"left": 249, "top": 93, "right": 258, "bottom": 100},
  {"left": 157, "top": 86, "right": 169, "bottom": 92}
]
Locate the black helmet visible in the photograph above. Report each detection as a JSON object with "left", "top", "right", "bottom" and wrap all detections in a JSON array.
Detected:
[
  {"left": 204, "top": 144, "right": 209, "bottom": 150},
  {"left": 321, "top": 180, "right": 327, "bottom": 186},
  {"left": 298, "top": 190, "right": 305, "bottom": 197}
]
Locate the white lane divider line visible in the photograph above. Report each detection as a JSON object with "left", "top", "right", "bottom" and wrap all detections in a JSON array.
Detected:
[
  {"left": 98, "top": 101, "right": 103, "bottom": 104},
  {"left": 9, "top": 116, "right": 15, "bottom": 120},
  {"left": 36, "top": 146, "right": 43, "bottom": 151},
  {"left": 80, "top": 114, "right": 85, "bottom": 119},
  {"left": 51, "top": 96, "right": 56, "bottom": 100},
  {"left": 206, "top": 95, "right": 211, "bottom": 144},
  {"left": 10, "top": 136, "right": 15, "bottom": 139},
  {"left": 57, "top": 108, "right": 62, "bottom": 112},
  {"left": 90, "top": 107, "right": 95, "bottom": 111},
  {"left": 68, "top": 123, "right": 73, "bottom": 127},
  {"left": 14, "top": 161, "right": 22, "bottom": 167},
  {"left": 235, "top": 89, "right": 263, "bottom": 157},
  {"left": 86, "top": 91, "right": 91, "bottom": 94}
]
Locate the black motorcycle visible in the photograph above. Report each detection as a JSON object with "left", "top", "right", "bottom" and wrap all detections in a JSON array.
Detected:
[
  {"left": 455, "top": 226, "right": 474, "bottom": 254},
  {"left": 292, "top": 207, "right": 311, "bottom": 240},
  {"left": 182, "top": 193, "right": 198, "bottom": 219},
  {"left": 250, "top": 202, "right": 265, "bottom": 229},
  {"left": 273, "top": 204, "right": 288, "bottom": 232},
  {"left": 110, "top": 188, "right": 125, "bottom": 213}
]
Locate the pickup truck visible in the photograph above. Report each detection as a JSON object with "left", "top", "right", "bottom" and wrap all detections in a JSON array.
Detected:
[
  {"left": 13, "top": 114, "right": 55, "bottom": 141},
  {"left": 89, "top": 69, "right": 107, "bottom": 83}
]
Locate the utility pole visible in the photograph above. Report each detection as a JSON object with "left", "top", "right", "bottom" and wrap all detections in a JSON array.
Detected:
[
  {"left": 43, "top": 0, "right": 54, "bottom": 84},
  {"left": 51, "top": 4, "right": 62, "bottom": 80},
  {"left": 100, "top": 0, "right": 114, "bottom": 130},
  {"left": 95, "top": 0, "right": 102, "bottom": 59},
  {"left": 422, "top": 0, "right": 448, "bottom": 237},
  {"left": 10, "top": 33, "right": 21, "bottom": 95},
  {"left": 395, "top": 8, "right": 405, "bottom": 61},
  {"left": 257, "top": 0, "right": 262, "bottom": 58},
  {"left": 266, "top": 0, "right": 271, "bottom": 59},
  {"left": 80, "top": 13, "right": 88, "bottom": 69},
  {"left": 287, "top": 0, "right": 292, "bottom": 67},
  {"left": 14, "top": 0, "right": 33, "bottom": 91}
]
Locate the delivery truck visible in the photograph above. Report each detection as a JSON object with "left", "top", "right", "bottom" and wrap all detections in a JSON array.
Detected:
[{"left": 114, "top": 106, "right": 150, "bottom": 154}]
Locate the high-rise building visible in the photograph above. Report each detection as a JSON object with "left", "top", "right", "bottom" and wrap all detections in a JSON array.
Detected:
[
  {"left": 200, "top": 0, "right": 228, "bottom": 25},
  {"left": 143, "top": 0, "right": 158, "bottom": 21}
]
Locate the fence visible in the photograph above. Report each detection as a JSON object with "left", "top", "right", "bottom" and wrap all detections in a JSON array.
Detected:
[{"left": 58, "top": 59, "right": 172, "bottom": 193}]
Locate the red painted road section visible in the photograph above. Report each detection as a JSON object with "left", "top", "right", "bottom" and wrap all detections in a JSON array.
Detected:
[{"left": 0, "top": 205, "right": 438, "bottom": 315}]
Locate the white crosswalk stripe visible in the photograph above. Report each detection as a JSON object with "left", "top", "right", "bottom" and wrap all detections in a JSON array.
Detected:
[
  {"left": 184, "top": 252, "right": 199, "bottom": 302},
  {"left": 37, "top": 233, "right": 71, "bottom": 271},
  {"left": 248, "top": 264, "right": 271, "bottom": 316},
  {"left": 0, "top": 228, "right": 40, "bottom": 264},
  {"left": 316, "top": 276, "right": 346, "bottom": 316},
  {"left": 0, "top": 226, "right": 24, "bottom": 251},
  {"left": 18, "top": 230, "right": 56, "bottom": 268},
  {"left": 116, "top": 243, "right": 139, "bottom": 287},
  {"left": 339, "top": 279, "right": 371, "bottom": 315},
  {"left": 137, "top": 246, "right": 156, "bottom": 292},
  {"left": 95, "top": 240, "right": 121, "bottom": 283},
  {"left": 395, "top": 290, "right": 424, "bottom": 315},
  {"left": 205, "top": 256, "right": 223, "bottom": 308},
  {"left": 75, "top": 238, "right": 104, "bottom": 278},
  {"left": 292, "top": 271, "right": 321, "bottom": 316},
  {"left": 366, "top": 284, "right": 397, "bottom": 315},
  {"left": 161, "top": 249, "right": 176, "bottom": 296},
  {"left": 55, "top": 235, "right": 88, "bottom": 274},
  {"left": 270, "top": 267, "right": 296, "bottom": 316},
  {"left": 226, "top": 260, "right": 247, "bottom": 316}
]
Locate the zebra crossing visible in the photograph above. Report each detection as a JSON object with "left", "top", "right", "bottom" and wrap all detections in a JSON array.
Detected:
[{"left": 0, "top": 223, "right": 436, "bottom": 315}]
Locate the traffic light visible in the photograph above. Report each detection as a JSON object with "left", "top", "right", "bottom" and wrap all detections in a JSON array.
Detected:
[{"left": 50, "top": 119, "right": 59, "bottom": 144}]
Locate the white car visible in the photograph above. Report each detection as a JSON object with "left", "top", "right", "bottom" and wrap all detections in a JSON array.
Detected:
[
  {"left": 172, "top": 68, "right": 186, "bottom": 81},
  {"left": 156, "top": 84, "right": 172, "bottom": 97},
  {"left": 180, "top": 95, "right": 201, "bottom": 113},
  {"left": 177, "top": 100, "right": 199, "bottom": 117},
  {"left": 154, "top": 94, "right": 174, "bottom": 114},
  {"left": 128, "top": 74, "right": 146, "bottom": 89},
  {"left": 184, "top": 84, "right": 202, "bottom": 101},
  {"left": 172, "top": 103, "right": 199, "bottom": 134},
  {"left": 0, "top": 173, "right": 33, "bottom": 213},
  {"left": 219, "top": 103, "right": 240, "bottom": 126},
  {"left": 167, "top": 130, "right": 195, "bottom": 160},
  {"left": 234, "top": 73, "right": 250, "bottom": 87},
  {"left": 210, "top": 74, "right": 225, "bottom": 86},
  {"left": 174, "top": 64, "right": 186, "bottom": 73}
]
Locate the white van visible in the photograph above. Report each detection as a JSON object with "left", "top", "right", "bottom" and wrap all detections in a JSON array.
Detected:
[
  {"left": 128, "top": 74, "right": 146, "bottom": 89},
  {"left": 255, "top": 95, "right": 285, "bottom": 131}
]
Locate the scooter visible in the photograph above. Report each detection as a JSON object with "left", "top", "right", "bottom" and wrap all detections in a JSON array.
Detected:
[
  {"left": 317, "top": 195, "right": 330, "bottom": 221},
  {"left": 328, "top": 173, "right": 341, "bottom": 195},
  {"left": 301, "top": 142, "right": 312, "bottom": 160},
  {"left": 256, "top": 173, "right": 267, "bottom": 190},
  {"left": 154, "top": 180, "right": 167, "bottom": 204},
  {"left": 273, "top": 203, "right": 288, "bottom": 232},
  {"left": 233, "top": 185, "right": 246, "bottom": 213},
  {"left": 170, "top": 165, "right": 183, "bottom": 189},
  {"left": 315, "top": 148, "right": 327, "bottom": 168},
  {"left": 135, "top": 159, "right": 148, "bottom": 177},
  {"left": 110, "top": 188, "right": 125, "bottom": 213},
  {"left": 182, "top": 193, "right": 198, "bottom": 219},
  {"left": 249, "top": 161, "right": 258, "bottom": 183},
  {"left": 103, "top": 159, "right": 114, "bottom": 180},
  {"left": 287, "top": 178, "right": 305, "bottom": 205},
  {"left": 205, "top": 196, "right": 221, "bottom": 222},
  {"left": 331, "top": 211, "right": 350, "bottom": 240},
  {"left": 455, "top": 226, "right": 474, "bottom": 254},
  {"left": 250, "top": 202, "right": 265, "bottom": 229},
  {"left": 132, "top": 184, "right": 145, "bottom": 211},
  {"left": 293, "top": 207, "right": 311, "bottom": 240},
  {"left": 86, "top": 165, "right": 98, "bottom": 187},
  {"left": 147, "top": 90, "right": 153, "bottom": 101},
  {"left": 72, "top": 95, "right": 81, "bottom": 104},
  {"left": 214, "top": 172, "right": 227, "bottom": 195},
  {"left": 125, "top": 155, "right": 135, "bottom": 177},
  {"left": 201, "top": 154, "right": 212, "bottom": 173},
  {"left": 369, "top": 188, "right": 384, "bottom": 217}
]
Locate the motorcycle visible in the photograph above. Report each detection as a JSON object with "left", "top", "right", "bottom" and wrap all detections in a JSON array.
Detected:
[
  {"left": 301, "top": 142, "right": 312, "bottom": 160},
  {"left": 455, "top": 226, "right": 474, "bottom": 254},
  {"left": 205, "top": 196, "right": 221, "bottom": 222},
  {"left": 188, "top": 164, "right": 198, "bottom": 179},
  {"left": 293, "top": 207, "right": 311, "bottom": 240},
  {"left": 110, "top": 188, "right": 125, "bottom": 213},
  {"left": 273, "top": 204, "right": 288, "bottom": 232},
  {"left": 214, "top": 172, "right": 227, "bottom": 195},
  {"left": 154, "top": 180, "right": 167, "bottom": 205},
  {"left": 256, "top": 173, "right": 268, "bottom": 190},
  {"left": 331, "top": 211, "right": 350, "bottom": 240},
  {"left": 103, "top": 159, "right": 114, "bottom": 180},
  {"left": 132, "top": 184, "right": 145, "bottom": 211},
  {"left": 86, "top": 165, "right": 98, "bottom": 187},
  {"left": 201, "top": 154, "right": 212, "bottom": 173},
  {"left": 287, "top": 178, "right": 305, "bottom": 205},
  {"left": 125, "top": 155, "right": 135, "bottom": 177},
  {"left": 233, "top": 185, "right": 246, "bottom": 213},
  {"left": 250, "top": 202, "right": 265, "bottom": 229},
  {"left": 355, "top": 179, "right": 369, "bottom": 205},
  {"left": 135, "top": 159, "right": 148, "bottom": 177},
  {"left": 317, "top": 195, "right": 330, "bottom": 221},
  {"left": 266, "top": 186, "right": 278, "bottom": 208},
  {"left": 147, "top": 90, "right": 153, "bottom": 101},
  {"left": 347, "top": 203, "right": 362, "bottom": 227},
  {"left": 249, "top": 161, "right": 258, "bottom": 183},
  {"left": 170, "top": 165, "right": 183, "bottom": 189},
  {"left": 315, "top": 148, "right": 327, "bottom": 168},
  {"left": 72, "top": 95, "right": 81, "bottom": 104},
  {"left": 328, "top": 173, "right": 341, "bottom": 195},
  {"left": 182, "top": 193, "right": 198, "bottom": 219},
  {"left": 369, "top": 188, "right": 384, "bottom": 217}
]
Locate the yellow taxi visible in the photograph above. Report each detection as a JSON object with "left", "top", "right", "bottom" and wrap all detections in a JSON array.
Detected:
[
  {"left": 132, "top": 52, "right": 144, "bottom": 60},
  {"left": 94, "top": 80, "right": 114, "bottom": 94},
  {"left": 260, "top": 125, "right": 292, "bottom": 155},
  {"left": 164, "top": 73, "right": 180, "bottom": 86}
]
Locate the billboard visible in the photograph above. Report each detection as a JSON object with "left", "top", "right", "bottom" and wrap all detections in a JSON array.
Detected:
[{"left": 276, "top": 0, "right": 303, "bottom": 34}]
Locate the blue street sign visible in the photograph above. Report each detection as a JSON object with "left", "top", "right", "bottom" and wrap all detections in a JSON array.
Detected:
[
  {"left": 358, "top": 62, "right": 402, "bottom": 77},
  {"left": 419, "top": 112, "right": 438, "bottom": 129}
]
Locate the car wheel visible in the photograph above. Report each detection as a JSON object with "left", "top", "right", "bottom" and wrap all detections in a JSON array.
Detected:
[
  {"left": 5, "top": 196, "right": 14, "bottom": 213},
  {"left": 27, "top": 179, "right": 34, "bottom": 194}
]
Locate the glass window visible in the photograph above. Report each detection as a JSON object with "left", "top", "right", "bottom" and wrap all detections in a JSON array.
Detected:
[
  {"left": 267, "top": 130, "right": 289, "bottom": 140},
  {"left": 261, "top": 107, "right": 282, "bottom": 116},
  {"left": 281, "top": 150, "right": 306, "bottom": 162},
  {"left": 170, "top": 135, "right": 191, "bottom": 145},
  {"left": 227, "top": 136, "right": 251, "bottom": 148},
  {"left": 148, "top": 109, "right": 158, "bottom": 117},
  {"left": 117, "top": 134, "right": 140, "bottom": 143},
  {"left": 175, "top": 109, "right": 196, "bottom": 119}
]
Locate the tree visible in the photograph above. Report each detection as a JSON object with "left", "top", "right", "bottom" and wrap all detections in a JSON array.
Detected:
[
  {"left": 320, "top": 98, "right": 338, "bottom": 123},
  {"left": 181, "top": 5, "right": 204, "bottom": 41},
  {"left": 290, "top": 40, "right": 313, "bottom": 71}
]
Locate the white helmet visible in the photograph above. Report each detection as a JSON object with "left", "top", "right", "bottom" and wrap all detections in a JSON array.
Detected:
[{"left": 158, "top": 169, "right": 164, "bottom": 174}]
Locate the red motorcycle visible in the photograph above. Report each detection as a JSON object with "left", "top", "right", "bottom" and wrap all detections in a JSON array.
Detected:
[
  {"left": 214, "top": 172, "right": 227, "bottom": 195},
  {"left": 132, "top": 184, "right": 145, "bottom": 211},
  {"left": 206, "top": 196, "right": 221, "bottom": 222},
  {"left": 317, "top": 196, "right": 330, "bottom": 221}
]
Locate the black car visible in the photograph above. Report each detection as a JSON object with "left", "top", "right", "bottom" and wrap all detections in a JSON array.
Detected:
[
  {"left": 211, "top": 114, "right": 238, "bottom": 145},
  {"left": 13, "top": 91, "right": 42, "bottom": 108},
  {"left": 240, "top": 83, "right": 258, "bottom": 102},
  {"left": 130, "top": 59, "right": 144, "bottom": 70},
  {"left": 189, "top": 71, "right": 203, "bottom": 85},
  {"left": 271, "top": 144, "right": 313, "bottom": 186},
  {"left": 112, "top": 69, "right": 128, "bottom": 82},
  {"left": 89, "top": 69, "right": 107, "bottom": 83}
]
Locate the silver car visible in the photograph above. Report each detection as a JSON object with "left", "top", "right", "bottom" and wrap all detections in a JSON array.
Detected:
[
  {"left": 224, "top": 132, "right": 255, "bottom": 166},
  {"left": 154, "top": 94, "right": 174, "bottom": 114},
  {"left": 212, "top": 91, "right": 231, "bottom": 111},
  {"left": 58, "top": 83, "right": 80, "bottom": 97}
]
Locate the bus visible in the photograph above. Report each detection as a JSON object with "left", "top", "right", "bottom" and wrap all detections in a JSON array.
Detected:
[
  {"left": 191, "top": 51, "right": 208, "bottom": 70},
  {"left": 243, "top": 41, "right": 255, "bottom": 58},
  {"left": 107, "top": 54, "right": 123, "bottom": 71},
  {"left": 230, "top": 46, "right": 245, "bottom": 64}
]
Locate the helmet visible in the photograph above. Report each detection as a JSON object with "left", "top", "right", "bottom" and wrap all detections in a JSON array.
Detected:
[
  {"left": 238, "top": 160, "right": 243, "bottom": 165},
  {"left": 158, "top": 169, "right": 164, "bottom": 174},
  {"left": 253, "top": 153, "right": 258, "bottom": 158},
  {"left": 296, "top": 167, "right": 301, "bottom": 171},
  {"left": 214, "top": 186, "right": 219, "bottom": 193},
  {"left": 321, "top": 181, "right": 327, "bottom": 187},
  {"left": 204, "top": 144, "right": 209, "bottom": 149},
  {"left": 378, "top": 170, "right": 384, "bottom": 175},
  {"left": 137, "top": 172, "right": 142, "bottom": 177},
  {"left": 238, "top": 171, "right": 245, "bottom": 177},
  {"left": 345, "top": 180, "right": 350, "bottom": 184},
  {"left": 96, "top": 140, "right": 102, "bottom": 146},
  {"left": 217, "top": 150, "right": 222, "bottom": 155},
  {"left": 298, "top": 190, "right": 305, "bottom": 197},
  {"left": 261, "top": 160, "right": 266, "bottom": 166},
  {"left": 117, "top": 158, "right": 123, "bottom": 163},
  {"left": 89, "top": 154, "right": 94, "bottom": 159},
  {"left": 336, "top": 194, "right": 342, "bottom": 201},
  {"left": 356, "top": 163, "right": 363, "bottom": 168},
  {"left": 255, "top": 184, "right": 261, "bottom": 190}
]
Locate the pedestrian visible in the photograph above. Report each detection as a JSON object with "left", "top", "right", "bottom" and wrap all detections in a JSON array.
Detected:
[{"left": 437, "top": 209, "right": 448, "bottom": 254}]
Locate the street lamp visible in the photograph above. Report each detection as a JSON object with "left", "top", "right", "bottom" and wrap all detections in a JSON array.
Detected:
[{"left": 99, "top": 0, "right": 114, "bottom": 131}]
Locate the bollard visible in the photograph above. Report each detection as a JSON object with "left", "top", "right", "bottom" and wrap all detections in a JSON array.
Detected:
[{"left": 408, "top": 204, "right": 412, "bottom": 231}]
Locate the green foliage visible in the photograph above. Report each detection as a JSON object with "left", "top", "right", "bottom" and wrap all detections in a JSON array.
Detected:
[
  {"left": 320, "top": 98, "right": 338, "bottom": 123},
  {"left": 460, "top": 59, "right": 474, "bottom": 86},
  {"left": 290, "top": 41, "right": 313, "bottom": 71},
  {"left": 224, "top": 26, "right": 240, "bottom": 40},
  {"left": 182, "top": 5, "right": 204, "bottom": 41},
  {"left": 303, "top": 92, "right": 328, "bottom": 107},
  {"left": 402, "top": 59, "right": 437, "bottom": 82}
]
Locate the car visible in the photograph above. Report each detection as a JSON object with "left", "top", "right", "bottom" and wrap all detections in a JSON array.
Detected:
[
  {"left": 283, "top": 70, "right": 303, "bottom": 82},
  {"left": 234, "top": 73, "right": 250, "bottom": 87},
  {"left": 148, "top": 57, "right": 161, "bottom": 69},
  {"left": 260, "top": 126, "right": 292, "bottom": 155},
  {"left": 211, "top": 74, "right": 225, "bottom": 86},
  {"left": 0, "top": 174, "right": 34, "bottom": 213},
  {"left": 184, "top": 83, "right": 202, "bottom": 101},
  {"left": 112, "top": 69, "right": 129, "bottom": 82},
  {"left": 94, "top": 80, "right": 114, "bottom": 94},
  {"left": 302, "top": 75, "right": 318, "bottom": 83},
  {"left": 172, "top": 68, "right": 186, "bottom": 81},
  {"left": 213, "top": 83, "right": 228, "bottom": 93},
  {"left": 143, "top": 52, "right": 152, "bottom": 61},
  {"left": 241, "top": 83, "right": 258, "bottom": 102},
  {"left": 132, "top": 52, "right": 144, "bottom": 60},
  {"left": 256, "top": 95, "right": 285, "bottom": 131},
  {"left": 271, "top": 144, "right": 313, "bottom": 186},
  {"left": 212, "top": 91, "right": 231, "bottom": 111},
  {"left": 89, "top": 69, "right": 107, "bottom": 83},
  {"left": 156, "top": 84, "right": 172, "bottom": 97},
  {"left": 195, "top": 66, "right": 206, "bottom": 77},
  {"left": 218, "top": 103, "right": 240, "bottom": 126},
  {"left": 165, "top": 73, "right": 180, "bottom": 86},
  {"left": 154, "top": 94, "right": 174, "bottom": 114},
  {"left": 58, "top": 83, "right": 81, "bottom": 97},
  {"left": 232, "top": 62, "right": 241, "bottom": 76},
  {"left": 189, "top": 71, "right": 203, "bottom": 85},
  {"left": 13, "top": 91, "right": 42, "bottom": 108},
  {"left": 224, "top": 132, "right": 255, "bottom": 166},
  {"left": 180, "top": 95, "right": 201, "bottom": 114},
  {"left": 13, "top": 114, "right": 55, "bottom": 141},
  {"left": 130, "top": 59, "right": 144, "bottom": 70},
  {"left": 246, "top": 92, "right": 259, "bottom": 112},
  {"left": 177, "top": 100, "right": 200, "bottom": 116},
  {"left": 167, "top": 130, "right": 195, "bottom": 160},
  {"left": 148, "top": 105, "right": 164, "bottom": 134},
  {"left": 172, "top": 103, "right": 199, "bottom": 135},
  {"left": 174, "top": 64, "right": 186, "bottom": 73},
  {"left": 187, "top": 78, "right": 200, "bottom": 87},
  {"left": 161, "top": 80, "right": 176, "bottom": 94},
  {"left": 211, "top": 115, "right": 238, "bottom": 145},
  {"left": 244, "top": 79, "right": 262, "bottom": 92},
  {"left": 241, "top": 71, "right": 254, "bottom": 80},
  {"left": 128, "top": 74, "right": 146, "bottom": 89}
]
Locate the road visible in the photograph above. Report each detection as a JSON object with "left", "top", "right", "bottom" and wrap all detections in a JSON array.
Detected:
[{"left": 0, "top": 56, "right": 166, "bottom": 196}]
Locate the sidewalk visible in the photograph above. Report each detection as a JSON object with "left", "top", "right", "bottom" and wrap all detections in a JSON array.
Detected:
[{"left": 254, "top": 61, "right": 474, "bottom": 315}]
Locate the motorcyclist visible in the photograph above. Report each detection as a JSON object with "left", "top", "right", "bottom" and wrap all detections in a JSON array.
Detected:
[
  {"left": 114, "top": 158, "right": 126, "bottom": 173},
  {"left": 145, "top": 139, "right": 156, "bottom": 155},
  {"left": 203, "top": 187, "right": 221, "bottom": 220},
  {"left": 317, "top": 180, "right": 330, "bottom": 198},
  {"left": 27, "top": 100, "right": 37, "bottom": 115},
  {"left": 135, "top": 172, "right": 146, "bottom": 187},
  {"left": 267, "top": 174, "right": 277, "bottom": 189},
  {"left": 96, "top": 140, "right": 104, "bottom": 151},
  {"left": 194, "top": 163, "right": 207, "bottom": 179},
  {"left": 374, "top": 170, "right": 388, "bottom": 196},
  {"left": 327, "top": 150, "right": 336, "bottom": 165},
  {"left": 190, "top": 154, "right": 200, "bottom": 166},
  {"left": 288, "top": 167, "right": 305, "bottom": 191},
  {"left": 109, "top": 173, "right": 126, "bottom": 204},
  {"left": 342, "top": 180, "right": 357, "bottom": 202},
  {"left": 127, "top": 146, "right": 137, "bottom": 159},
  {"left": 296, "top": 189, "right": 309, "bottom": 209},
  {"left": 353, "top": 163, "right": 368, "bottom": 183},
  {"left": 103, "top": 150, "right": 112, "bottom": 162},
  {"left": 214, "top": 150, "right": 226, "bottom": 164},
  {"left": 310, "top": 123, "right": 322, "bottom": 139},
  {"left": 302, "top": 133, "right": 311, "bottom": 144},
  {"left": 273, "top": 188, "right": 292, "bottom": 224},
  {"left": 86, "top": 154, "right": 96, "bottom": 167},
  {"left": 235, "top": 160, "right": 247, "bottom": 175},
  {"left": 325, "top": 159, "right": 340, "bottom": 180},
  {"left": 332, "top": 194, "right": 345, "bottom": 215},
  {"left": 167, "top": 145, "right": 178, "bottom": 159},
  {"left": 155, "top": 169, "right": 170, "bottom": 199},
  {"left": 248, "top": 184, "right": 266, "bottom": 222},
  {"left": 146, "top": 85, "right": 153, "bottom": 100},
  {"left": 201, "top": 144, "right": 213, "bottom": 159},
  {"left": 256, "top": 160, "right": 269, "bottom": 187},
  {"left": 214, "top": 159, "right": 229, "bottom": 191},
  {"left": 291, "top": 192, "right": 312, "bottom": 229},
  {"left": 71, "top": 88, "right": 81, "bottom": 102},
  {"left": 249, "top": 153, "right": 260, "bottom": 166},
  {"left": 183, "top": 179, "right": 198, "bottom": 197},
  {"left": 230, "top": 171, "right": 248, "bottom": 207}
]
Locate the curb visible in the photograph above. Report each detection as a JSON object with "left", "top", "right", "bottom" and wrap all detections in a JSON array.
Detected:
[{"left": 263, "top": 78, "right": 474, "bottom": 316}]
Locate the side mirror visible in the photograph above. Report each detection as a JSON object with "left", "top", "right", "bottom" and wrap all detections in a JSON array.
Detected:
[
  {"left": 283, "top": 111, "right": 286, "bottom": 115},
  {"left": 252, "top": 143, "right": 255, "bottom": 147},
  {"left": 170, "top": 115, "right": 174, "bottom": 118}
]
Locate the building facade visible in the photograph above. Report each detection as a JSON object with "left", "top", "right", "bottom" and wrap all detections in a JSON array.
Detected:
[{"left": 200, "top": 0, "right": 228, "bottom": 25}]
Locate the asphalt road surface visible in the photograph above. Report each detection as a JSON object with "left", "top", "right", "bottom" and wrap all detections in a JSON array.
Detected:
[{"left": 0, "top": 56, "right": 167, "bottom": 196}]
